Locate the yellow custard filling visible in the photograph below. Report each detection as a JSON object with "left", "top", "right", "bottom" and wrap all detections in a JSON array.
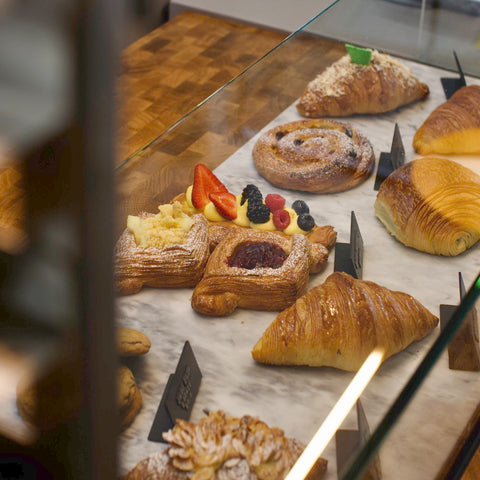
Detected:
[{"left": 127, "top": 201, "right": 194, "bottom": 248}]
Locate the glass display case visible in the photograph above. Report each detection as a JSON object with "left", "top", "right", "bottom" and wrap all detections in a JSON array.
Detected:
[{"left": 1, "top": 0, "right": 479, "bottom": 478}]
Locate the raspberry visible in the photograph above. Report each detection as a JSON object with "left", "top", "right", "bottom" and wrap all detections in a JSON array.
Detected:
[
  {"left": 265, "top": 193, "right": 286, "bottom": 212},
  {"left": 272, "top": 209, "right": 291, "bottom": 230}
]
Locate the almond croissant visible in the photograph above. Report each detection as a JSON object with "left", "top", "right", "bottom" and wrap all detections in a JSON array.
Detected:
[
  {"left": 413, "top": 85, "right": 480, "bottom": 154},
  {"left": 252, "top": 272, "right": 438, "bottom": 372},
  {"left": 296, "top": 51, "right": 429, "bottom": 118}
]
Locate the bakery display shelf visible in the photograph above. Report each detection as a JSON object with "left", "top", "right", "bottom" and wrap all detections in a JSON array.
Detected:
[{"left": 113, "top": 22, "right": 480, "bottom": 480}]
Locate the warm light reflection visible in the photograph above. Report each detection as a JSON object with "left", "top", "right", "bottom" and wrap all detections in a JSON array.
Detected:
[{"left": 285, "top": 348, "right": 385, "bottom": 480}]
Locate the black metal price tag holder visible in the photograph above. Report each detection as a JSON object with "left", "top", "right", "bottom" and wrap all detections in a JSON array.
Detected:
[
  {"left": 374, "top": 123, "right": 405, "bottom": 191},
  {"left": 335, "top": 400, "right": 382, "bottom": 480},
  {"left": 334, "top": 211, "right": 364, "bottom": 279},
  {"left": 441, "top": 51, "right": 466, "bottom": 99},
  {"left": 440, "top": 273, "right": 480, "bottom": 371},
  {"left": 148, "top": 341, "right": 202, "bottom": 442}
]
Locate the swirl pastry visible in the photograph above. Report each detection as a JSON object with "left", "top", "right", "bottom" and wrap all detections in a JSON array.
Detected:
[
  {"left": 413, "top": 85, "right": 480, "bottom": 154},
  {"left": 252, "top": 272, "right": 438, "bottom": 372},
  {"left": 296, "top": 50, "right": 429, "bottom": 117},
  {"left": 115, "top": 212, "right": 210, "bottom": 295},
  {"left": 374, "top": 157, "right": 480, "bottom": 256},
  {"left": 122, "top": 410, "right": 327, "bottom": 480},
  {"left": 191, "top": 228, "right": 331, "bottom": 316},
  {"left": 252, "top": 119, "right": 375, "bottom": 193}
]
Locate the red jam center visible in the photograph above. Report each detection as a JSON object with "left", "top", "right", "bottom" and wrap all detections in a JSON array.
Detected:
[{"left": 227, "top": 242, "right": 288, "bottom": 269}]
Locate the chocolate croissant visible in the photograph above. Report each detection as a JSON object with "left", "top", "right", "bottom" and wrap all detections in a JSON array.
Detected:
[
  {"left": 252, "top": 272, "right": 438, "bottom": 372},
  {"left": 374, "top": 157, "right": 480, "bottom": 256},
  {"left": 297, "top": 51, "right": 429, "bottom": 117},
  {"left": 413, "top": 85, "right": 480, "bottom": 154}
]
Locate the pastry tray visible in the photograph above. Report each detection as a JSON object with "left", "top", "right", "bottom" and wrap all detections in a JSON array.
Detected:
[{"left": 117, "top": 58, "right": 480, "bottom": 479}]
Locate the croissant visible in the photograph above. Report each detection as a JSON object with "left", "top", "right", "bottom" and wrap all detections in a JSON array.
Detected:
[
  {"left": 374, "top": 157, "right": 480, "bottom": 256},
  {"left": 191, "top": 228, "right": 331, "bottom": 316},
  {"left": 296, "top": 51, "right": 429, "bottom": 117},
  {"left": 123, "top": 410, "right": 327, "bottom": 480},
  {"left": 252, "top": 272, "right": 438, "bottom": 372},
  {"left": 413, "top": 85, "right": 480, "bottom": 154}
]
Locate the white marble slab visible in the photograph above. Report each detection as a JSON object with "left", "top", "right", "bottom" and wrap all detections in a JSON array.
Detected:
[{"left": 118, "top": 61, "right": 480, "bottom": 479}]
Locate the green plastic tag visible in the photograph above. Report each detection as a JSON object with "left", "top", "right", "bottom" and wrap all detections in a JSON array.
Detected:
[{"left": 345, "top": 44, "right": 372, "bottom": 66}]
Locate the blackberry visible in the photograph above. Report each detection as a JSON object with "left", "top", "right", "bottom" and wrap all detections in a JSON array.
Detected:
[
  {"left": 292, "top": 200, "right": 310, "bottom": 215},
  {"left": 247, "top": 200, "right": 271, "bottom": 223},
  {"left": 297, "top": 213, "right": 315, "bottom": 232},
  {"left": 241, "top": 184, "right": 262, "bottom": 205}
]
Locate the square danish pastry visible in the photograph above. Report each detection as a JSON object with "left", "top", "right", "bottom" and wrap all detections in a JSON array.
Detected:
[
  {"left": 115, "top": 203, "right": 210, "bottom": 295},
  {"left": 191, "top": 228, "right": 330, "bottom": 316}
]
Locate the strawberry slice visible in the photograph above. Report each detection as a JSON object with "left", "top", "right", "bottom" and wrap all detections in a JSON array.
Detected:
[
  {"left": 209, "top": 191, "right": 237, "bottom": 220},
  {"left": 191, "top": 163, "right": 228, "bottom": 209}
]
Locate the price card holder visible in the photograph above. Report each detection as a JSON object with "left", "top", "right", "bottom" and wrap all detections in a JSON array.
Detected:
[
  {"left": 335, "top": 400, "right": 382, "bottom": 480},
  {"left": 440, "top": 273, "right": 480, "bottom": 371},
  {"left": 374, "top": 123, "right": 405, "bottom": 191},
  {"left": 441, "top": 51, "right": 466, "bottom": 99},
  {"left": 148, "top": 341, "right": 202, "bottom": 442},
  {"left": 334, "top": 211, "right": 363, "bottom": 279}
]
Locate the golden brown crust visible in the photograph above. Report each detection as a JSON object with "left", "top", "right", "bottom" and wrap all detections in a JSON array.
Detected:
[
  {"left": 117, "top": 327, "right": 152, "bottom": 357},
  {"left": 374, "top": 157, "right": 480, "bottom": 256},
  {"left": 252, "top": 119, "right": 375, "bottom": 193},
  {"left": 252, "top": 272, "right": 438, "bottom": 371},
  {"left": 191, "top": 228, "right": 330, "bottom": 316},
  {"left": 114, "top": 214, "right": 210, "bottom": 295},
  {"left": 296, "top": 51, "right": 429, "bottom": 117},
  {"left": 118, "top": 365, "right": 143, "bottom": 430},
  {"left": 413, "top": 85, "right": 480, "bottom": 154},
  {"left": 123, "top": 410, "right": 327, "bottom": 480}
]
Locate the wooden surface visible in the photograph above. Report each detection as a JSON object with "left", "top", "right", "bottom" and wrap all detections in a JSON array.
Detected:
[{"left": 1, "top": 9, "right": 479, "bottom": 478}]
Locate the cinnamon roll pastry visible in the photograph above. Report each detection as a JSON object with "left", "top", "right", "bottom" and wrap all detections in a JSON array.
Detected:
[
  {"left": 252, "top": 119, "right": 375, "bottom": 193},
  {"left": 191, "top": 228, "right": 330, "bottom": 316},
  {"left": 296, "top": 50, "right": 429, "bottom": 117},
  {"left": 115, "top": 204, "right": 210, "bottom": 295},
  {"left": 374, "top": 157, "right": 480, "bottom": 256},
  {"left": 252, "top": 272, "right": 438, "bottom": 372},
  {"left": 122, "top": 410, "right": 328, "bottom": 480},
  {"left": 413, "top": 85, "right": 480, "bottom": 154}
]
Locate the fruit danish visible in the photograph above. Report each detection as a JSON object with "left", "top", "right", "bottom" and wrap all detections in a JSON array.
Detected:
[
  {"left": 413, "top": 85, "right": 480, "bottom": 154},
  {"left": 296, "top": 48, "right": 429, "bottom": 117},
  {"left": 191, "top": 228, "right": 330, "bottom": 316},
  {"left": 114, "top": 202, "right": 210, "bottom": 295},
  {"left": 252, "top": 119, "right": 375, "bottom": 193},
  {"left": 252, "top": 272, "right": 438, "bottom": 372},
  {"left": 374, "top": 157, "right": 480, "bottom": 256},
  {"left": 122, "top": 410, "right": 328, "bottom": 480}
]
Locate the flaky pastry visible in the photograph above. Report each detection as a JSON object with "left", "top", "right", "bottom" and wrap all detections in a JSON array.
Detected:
[
  {"left": 374, "top": 157, "right": 480, "bottom": 256},
  {"left": 296, "top": 50, "right": 429, "bottom": 117},
  {"left": 122, "top": 410, "right": 327, "bottom": 480},
  {"left": 252, "top": 119, "right": 375, "bottom": 193},
  {"left": 413, "top": 85, "right": 480, "bottom": 154},
  {"left": 252, "top": 272, "right": 438, "bottom": 371},
  {"left": 191, "top": 228, "right": 331, "bottom": 316},
  {"left": 115, "top": 213, "right": 210, "bottom": 295}
]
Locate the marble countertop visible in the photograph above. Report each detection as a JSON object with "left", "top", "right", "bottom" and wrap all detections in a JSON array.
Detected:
[{"left": 118, "top": 61, "right": 480, "bottom": 478}]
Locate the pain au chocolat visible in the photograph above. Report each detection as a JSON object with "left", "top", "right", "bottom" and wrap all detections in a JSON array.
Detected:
[
  {"left": 191, "top": 227, "right": 331, "bottom": 316},
  {"left": 252, "top": 272, "right": 438, "bottom": 372},
  {"left": 252, "top": 119, "right": 375, "bottom": 193},
  {"left": 374, "top": 157, "right": 480, "bottom": 256},
  {"left": 296, "top": 50, "right": 429, "bottom": 118},
  {"left": 122, "top": 410, "right": 327, "bottom": 480},
  {"left": 413, "top": 85, "right": 480, "bottom": 155}
]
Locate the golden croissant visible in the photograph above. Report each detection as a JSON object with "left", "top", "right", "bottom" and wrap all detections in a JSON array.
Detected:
[
  {"left": 413, "top": 85, "right": 480, "bottom": 154},
  {"left": 374, "top": 157, "right": 480, "bottom": 256},
  {"left": 296, "top": 51, "right": 429, "bottom": 117},
  {"left": 252, "top": 272, "right": 438, "bottom": 372}
]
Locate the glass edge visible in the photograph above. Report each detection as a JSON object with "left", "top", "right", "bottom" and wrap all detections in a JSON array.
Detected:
[
  {"left": 114, "top": 0, "right": 342, "bottom": 171},
  {"left": 340, "top": 272, "right": 480, "bottom": 480}
]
